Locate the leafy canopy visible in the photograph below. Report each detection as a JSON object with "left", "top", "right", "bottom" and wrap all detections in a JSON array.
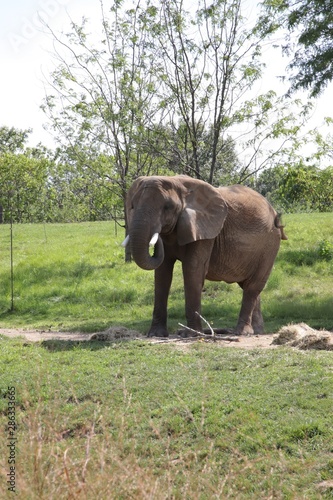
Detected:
[{"left": 259, "top": 0, "right": 333, "bottom": 96}]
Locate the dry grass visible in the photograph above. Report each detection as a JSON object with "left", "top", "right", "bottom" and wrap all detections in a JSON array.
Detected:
[
  {"left": 89, "top": 326, "right": 143, "bottom": 341},
  {"left": 1, "top": 381, "right": 258, "bottom": 500},
  {"left": 273, "top": 323, "right": 333, "bottom": 350}
]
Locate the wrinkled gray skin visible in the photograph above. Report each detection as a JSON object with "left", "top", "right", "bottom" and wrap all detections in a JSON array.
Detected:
[{"left": 125, "top": 175, "right": 287, "bottom": 337}]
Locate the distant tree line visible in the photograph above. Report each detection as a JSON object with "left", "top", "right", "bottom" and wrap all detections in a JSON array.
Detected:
[
  {"left": 0, "top": 127, "right": 120, "bottom": 223},
  {"left": 256, "top": 163, "right": 333, "bottom": 213},
  {"left": 1, "top": 125, "right": 333, "bottom": 224}
]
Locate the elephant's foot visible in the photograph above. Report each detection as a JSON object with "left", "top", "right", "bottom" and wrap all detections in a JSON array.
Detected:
[
  {"left": 177, "top": 328, "right": 200, "bottom": 338},
  {"left": 178, "top": 327, "right": 240, "bottom": 337},
  {"left": 236, "top": 322, "right": 265, "bottom": 336},
  {"left": 208, "top": 328, "right": 235, "bottom": 335},
  {"left": 253, "top": 325, "right": 265, "bottom": 335},
  {"left": 252, "top": 316, "right": 265, "bottom": 335},
  {"left": 147, "top": 325, "right": 169, "bottom": 338},
  {"left": 234, "top": 322, "right": 254, "bottom": 336}
]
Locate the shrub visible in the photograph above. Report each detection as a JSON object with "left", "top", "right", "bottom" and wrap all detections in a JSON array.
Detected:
[{"left": 318, "top": 239, "right": 333, "bottom": 261}]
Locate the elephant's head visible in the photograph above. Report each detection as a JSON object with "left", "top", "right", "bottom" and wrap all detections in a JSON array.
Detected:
[{"left": 124, "top": 175, "right": 228, "bottom": 270}]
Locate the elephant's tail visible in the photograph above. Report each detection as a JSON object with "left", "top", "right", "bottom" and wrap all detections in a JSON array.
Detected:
[{"left": 275, "top": 215, "right": 288, "bottom": 240}]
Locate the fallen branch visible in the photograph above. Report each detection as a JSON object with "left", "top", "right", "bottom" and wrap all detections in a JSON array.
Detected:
[
  {"left": 178, "top": 322, "right": 210, "bottom": 338},
  {"left": 178, "top": 311, "right": 215, "bottom": 338},
  {"left": 196, "top": 311, "right": 215, "bottom": 337},
  {"left": 178, "top": 314, "right": 239, "bottom": 342}
]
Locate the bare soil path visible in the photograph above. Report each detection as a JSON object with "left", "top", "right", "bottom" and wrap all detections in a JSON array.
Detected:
[
  {"left": 1, "top": 324, "right": 332, "bottom": 350},
  {"left": 0, "top": 328, "right": 277, "bottom": 349}
]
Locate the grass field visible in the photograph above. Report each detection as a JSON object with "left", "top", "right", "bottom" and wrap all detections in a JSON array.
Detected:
[
  {"left": 0, "top": 213, "right": 332, "bottom": 333},
  {"left": 1, "top": 338, "right": 333, "bottom": 498},
  {"left": 0, "top": 213, "right": 333, "bottom": 498}
]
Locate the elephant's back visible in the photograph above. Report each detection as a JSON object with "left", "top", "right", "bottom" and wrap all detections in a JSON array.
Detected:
[
  {"left": 219, "top": 184, "right": 273, "bottom": 210},
  {"left": 218, "top": 185, "right": 278, "bottom": 234}
]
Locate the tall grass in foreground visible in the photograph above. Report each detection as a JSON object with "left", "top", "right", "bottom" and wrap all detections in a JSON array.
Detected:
[
  {"left": 0, "top": 212, "right": 332, "bottom": 332},
  {"left": 0, "top": 338, "right": 332, "bottom": 498}
]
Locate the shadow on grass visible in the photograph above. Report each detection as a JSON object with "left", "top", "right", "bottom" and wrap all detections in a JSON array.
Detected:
[
  {"left": 11, "top": 261, "right": 118, "bottom": 284},
  {"left": 277, "top": 248, "right": 326, "bottom": 267},
  {"left": 39, "top": 338, "right": 147, "bottom": 352},
  {"left": 266, "top": 296, "right": 333, "bottom": 331},
  {"left": 39, "top": 319, "right": 153, "bottom": 352}
]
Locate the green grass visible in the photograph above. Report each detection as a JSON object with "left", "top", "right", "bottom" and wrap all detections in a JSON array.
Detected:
[
  {"left": 0, "top": 214, "right": 333, "bottom": 497},
  {"left": 0, "top": 338, "right": 332, "bottom": 498},
  {"left": 0, "top": 222, "right": 153, "bottom": 332},
  {"left": 0, "top": 213, "right": 332, "bottom": 333}
]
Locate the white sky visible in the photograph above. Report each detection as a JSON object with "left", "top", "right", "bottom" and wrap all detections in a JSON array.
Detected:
[
  {"left": 0, "top": 0, "right": 332, "bottom": 151},
  {"left": 0, "top": 0, "right": 101, "bottom": 148}
]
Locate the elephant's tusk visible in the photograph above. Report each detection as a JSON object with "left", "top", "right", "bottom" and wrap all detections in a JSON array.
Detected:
[
  {"left": 149, "top": 233, "right": 159, "bottom": 246},
  {"left": 121, "top": 235, "right": 130, "bottom": 247}
]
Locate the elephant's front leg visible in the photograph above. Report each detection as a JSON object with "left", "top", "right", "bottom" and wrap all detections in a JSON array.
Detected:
[
  {"left": 148, "top": 258, "right": 175, "bottom": 337},
  {"left": 180, "top": 241, "right": 214, "bottom": 336}
]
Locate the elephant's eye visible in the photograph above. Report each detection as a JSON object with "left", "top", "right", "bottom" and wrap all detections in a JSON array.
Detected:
[{"left": 164, "top": 201, "right": 174, "bottom": 211}]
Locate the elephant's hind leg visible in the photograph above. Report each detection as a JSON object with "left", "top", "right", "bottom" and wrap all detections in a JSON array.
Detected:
[
  {"left": 251, "top": 295, "right": 265, "bottom": 334},
  {"left": 235, "top": 284, "right": 263, "bottom": 336}
]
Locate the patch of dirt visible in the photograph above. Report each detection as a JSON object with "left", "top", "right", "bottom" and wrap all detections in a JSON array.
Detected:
[
  {"left": 1, "top": 324, "right": 332, "bottom": 350},
  {"left": 316, "top": 480, "right": 333, "bottom": 493},
  {"left": 148, "top": 333, "right": 278, "bottom": 350}
]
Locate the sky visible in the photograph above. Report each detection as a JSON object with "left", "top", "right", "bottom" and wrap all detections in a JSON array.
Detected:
[
  {"left": 0, "top": 0, "right": 332, "bottom": 152},
  {"left": 0, "top": 0, "right": 100, "bottom": 148}
]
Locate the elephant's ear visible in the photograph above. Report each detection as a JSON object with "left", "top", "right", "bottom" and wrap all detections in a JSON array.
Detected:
[{"left": 176, "top": 179, "right": 228, "bottom": 246}]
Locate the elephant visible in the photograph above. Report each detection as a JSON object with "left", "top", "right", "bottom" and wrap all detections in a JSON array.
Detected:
[{"left": 123, "top": 175, "right": 287, "bottom": 337}]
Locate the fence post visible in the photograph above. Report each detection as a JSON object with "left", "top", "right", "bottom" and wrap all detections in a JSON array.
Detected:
[{"left": 8, "top": 193, "right": 14, "bottom": 312}]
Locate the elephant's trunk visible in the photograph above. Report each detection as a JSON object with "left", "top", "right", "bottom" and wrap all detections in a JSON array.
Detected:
[{"left": 129, "top": 216, "right": 164, "bottom": 271}]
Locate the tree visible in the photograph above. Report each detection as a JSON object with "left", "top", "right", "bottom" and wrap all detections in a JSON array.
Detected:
[
  {"left": 258, "top": 0, "right": 333, "bottom": 97},
  {"left": 0, "top": 153, "right": 50, "bottom": 223},
  {"left": 198, "top": 130, "right": 240, "bottom": 186},
  {"left": 257, "top": 164, "right": 333, "bottom": 212},
  {"left": 43, "top": 0, "right": 314, "bottom": 191},
  {"left": 40, "top": 0, "right": 320, "bottom": 236},
  {"left": 46, "top": 150, "right": 123, "bottom": 222},
  {"left": 0, "top": 126, "right": 115, "bottom": 223},
  {"left": 42, "top": 2, "right": 171, "bottom": 242},
  {"left": 0, "top": 126, "right": 32, "bottom": 154},
  {"left": 278, "top": 165, "right": 320, "bottom": 211},
  {"left": 0, "top": 127, "right": 50, "bottom": 223},
  {"left": 152, "top": 0, "right": 268, "bottom": 183},
  {"left": 255, "top": 164, "right": 286, "bottom": 207}
]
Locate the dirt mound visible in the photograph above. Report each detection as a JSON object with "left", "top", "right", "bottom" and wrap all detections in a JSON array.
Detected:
[{"left": 273, "top": 323, "right": 333, "bottom": 350}]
